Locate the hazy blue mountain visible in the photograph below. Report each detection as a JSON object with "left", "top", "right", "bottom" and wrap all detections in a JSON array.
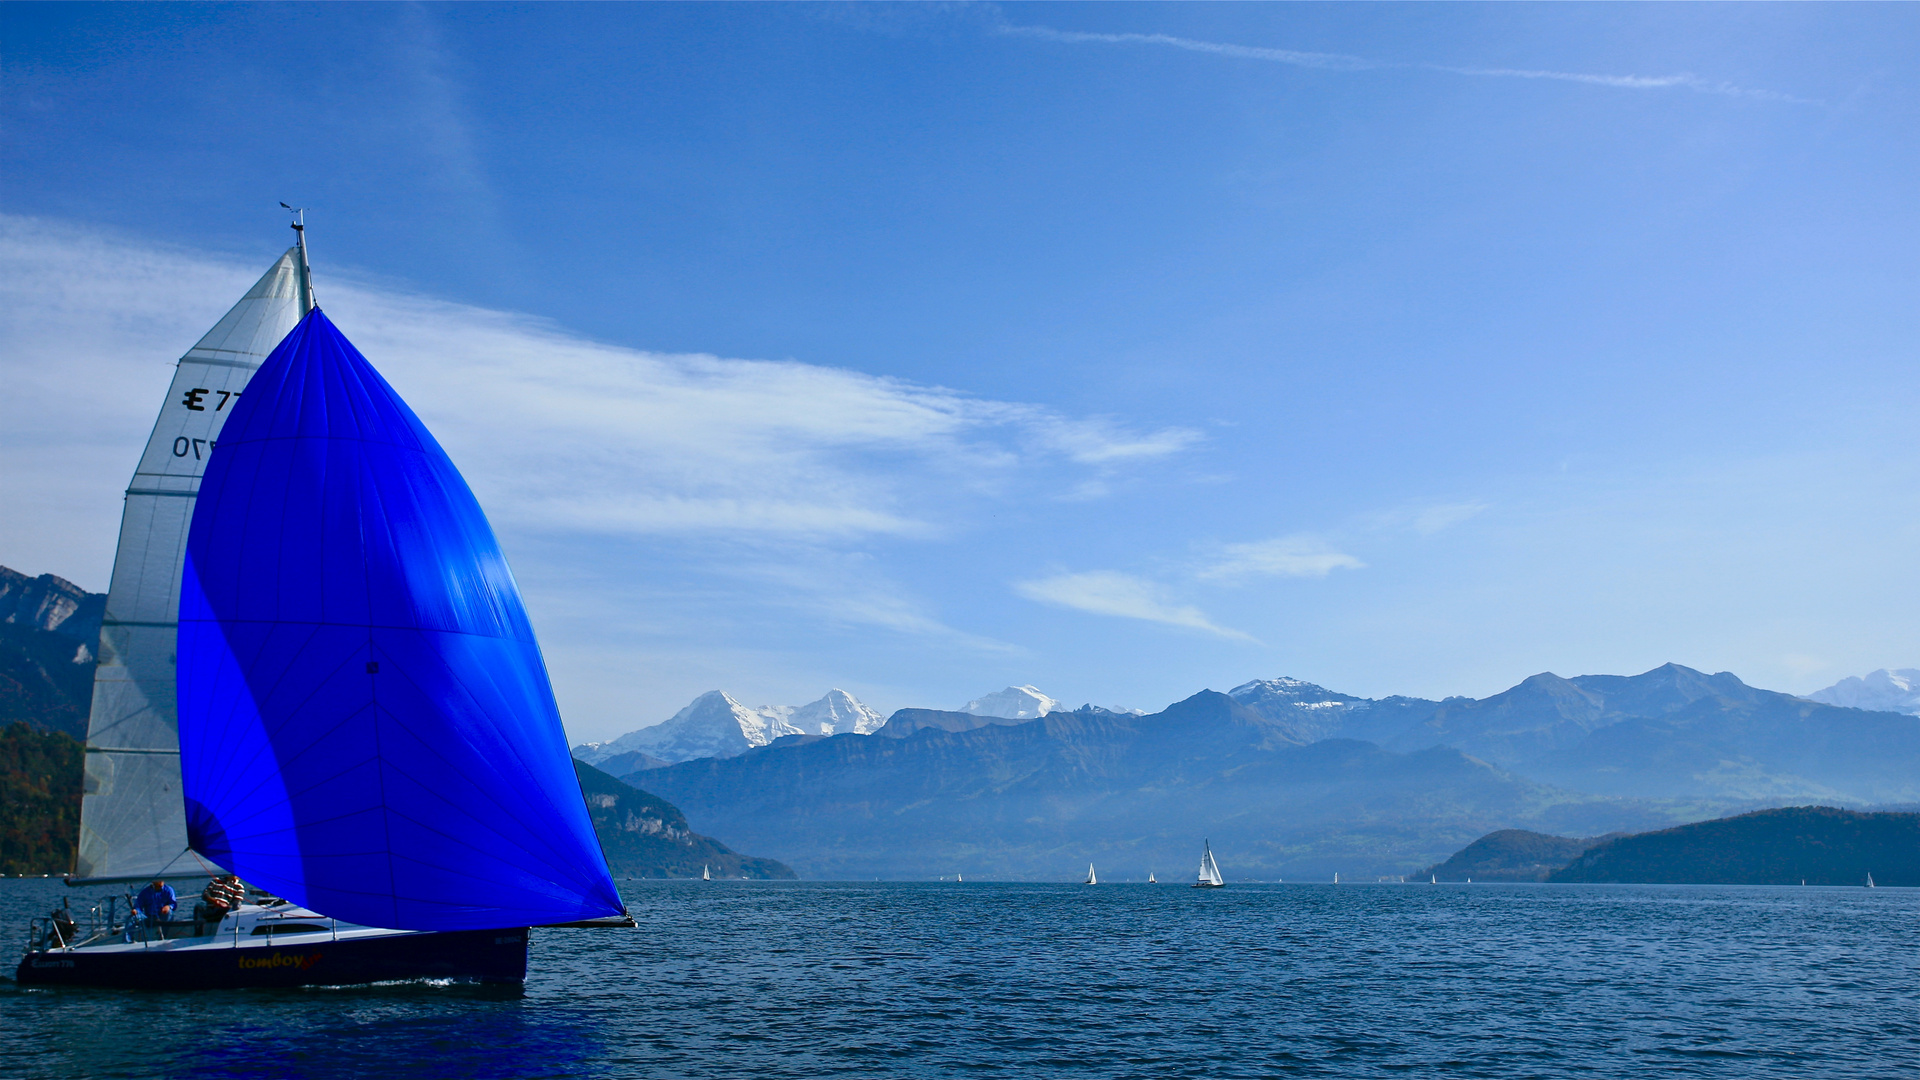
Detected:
[
  {"left": 1518, "top": 693, "right": 1920, "bottom": 802},
  {"left": 1417, "top": 828, "right": 1616, "bottom": 882},
  {"left": 632, "top": 691, "right": 1678, "bottom": 880},
  {"left": 1807, "top": 669, "right": 1920, "bottom": 717},
  {"left": 0, "top": 566, "right": 103, "bottom": 740},
  {"left": 1237, "top": 664, "right": 1920, "bottom": 804},
  {"left": 593, "top": 748, "right": 673, "bottom": 775},
  {"left": 877, "top": 707, "right": 1043, "bottom": 739},
  {"left": 574, "top": 760, "right": 794, "bottom": 879},
  {"left": 848, "top": 701, "right": 1141, "bottom": 741},
  {"left": 1402, "top": 664, "right": 1771, "bottom": 764},
  {"left": 1548, "top": 806, "right": 1920, "bottom": 886},
  {"left": 1227, "top": 677, "right": 1443, "bottom": 745}
]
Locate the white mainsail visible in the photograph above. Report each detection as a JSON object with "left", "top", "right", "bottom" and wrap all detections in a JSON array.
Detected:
[
  {"left": 1085, "top": 864, "right": 1097, "bottom": 885},
  {"left": 1196, "top": 841, "right": 1224, "bottom": 887},
  {"left": 73, "top": 246, "right": 310, "bottom": 882}
]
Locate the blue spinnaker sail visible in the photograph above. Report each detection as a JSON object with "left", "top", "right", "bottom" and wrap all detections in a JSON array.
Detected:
[{"left": 178, "top": 309, "right": 623, "bottom": 931}]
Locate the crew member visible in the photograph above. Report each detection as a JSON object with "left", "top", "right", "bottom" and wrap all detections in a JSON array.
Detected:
[
  {"left": 126, "top": 878, "right": 177, "bottom": 942},
  {"left": 199, "top": 875, "right": 244, "bottom": 926},
  {"left": 135, "top": 879, "right": 176, "bottom": 923}
]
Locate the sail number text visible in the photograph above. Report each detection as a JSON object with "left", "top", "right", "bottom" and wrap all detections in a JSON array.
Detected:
[
  {"left": 181, "top": 388, "right": 241, "bottom": 412},
  {"left": 171, "top": 388, "right": 241, "bottom": 460}
]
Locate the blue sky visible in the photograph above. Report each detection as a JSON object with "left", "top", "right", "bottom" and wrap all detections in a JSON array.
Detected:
[{"left": 3, "top": 3, "right": 1917, "bottom": 740}]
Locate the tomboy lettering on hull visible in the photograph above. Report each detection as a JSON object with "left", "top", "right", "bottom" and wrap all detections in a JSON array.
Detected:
[{"left": 239, "top": 952, "right": 323, "bottom": 971}]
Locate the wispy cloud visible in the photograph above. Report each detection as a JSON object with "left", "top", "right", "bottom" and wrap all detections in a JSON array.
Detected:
[
  {"left": 1363, "top": 499, "right": 1491, "bottom": 537},
  {"left": 999, "top": 24, "right": 1809, "bottom": 103},
  {"left": 1034, "top": 416, "right": 1204, "bottom": 464},
  {"left": 1196, "top": 535, "right": 1364, "bottom": 582},
  {"left": 718, "top": 552, "right": 1023, "bottom": 655},
  {"left": 1015, "top": 571, "right": 1256, "bottom": 642},
  {"left": 0, "top": 214, "right": 1199, "bottom": 573}
]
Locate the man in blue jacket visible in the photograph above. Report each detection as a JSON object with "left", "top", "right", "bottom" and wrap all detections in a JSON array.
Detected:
[
  {"left": 136, "top": 879, "right": 177, "bottom": 921},
  {"left": 126, "top": 879, "right": 177, "bottom": 940}
]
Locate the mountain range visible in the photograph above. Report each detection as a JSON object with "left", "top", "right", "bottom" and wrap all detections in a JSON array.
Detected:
[
  {"left": 1226, "top": 664, "right": 1920, "bottom": 803},
  {"left": 628, "top": 690, "right": 1680, "bottom": 880},
  {"left": 587, "top": 663, "right": 1920, "bottom": 879}
]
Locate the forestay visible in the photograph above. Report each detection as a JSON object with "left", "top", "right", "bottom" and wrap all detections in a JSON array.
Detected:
[
  {"left": 177, "top": 309, "right": 624, "bottom": 931},
  {"left": 74, "top": 249, "right": 307, "bottom": 882}
]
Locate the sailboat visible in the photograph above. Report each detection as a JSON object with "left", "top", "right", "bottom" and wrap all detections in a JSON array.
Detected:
[
  {"left": 956, "top": 873, "right": 963, "bottom": 883},
  {"left": 702, "top": 865, "right": 712, "bottom": 881},
  {"left": 1085, "top": 864, "right": 1098, "bottom": 885},
  {"left": 17, "top": 221, "right": 626, "bottom": 988},
  {"left": 1148, "top": 871, "right": 1157, "bottom": 884},
  {"left": 1867, "top": 873, "right": 1876, "bottom": 888},
  {"left": 1193, "top": 840, "right": 1224, "bottom": 888}
]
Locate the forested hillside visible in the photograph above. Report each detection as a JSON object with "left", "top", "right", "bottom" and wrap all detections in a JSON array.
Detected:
[{"left": 0, "top": 723, "right": 82, "bottom": 875}]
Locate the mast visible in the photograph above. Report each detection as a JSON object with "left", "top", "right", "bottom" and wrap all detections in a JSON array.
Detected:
[{"left": 282, "top": 204, "right": 317, "bottom": 314}]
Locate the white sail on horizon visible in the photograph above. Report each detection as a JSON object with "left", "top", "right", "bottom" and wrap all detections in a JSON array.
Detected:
[
  {"left": 1196, "top": 841, "right": 1224, "bottom": 887},
  {"left": 73, "top": 246, "right": 308, "bottom": 882}
]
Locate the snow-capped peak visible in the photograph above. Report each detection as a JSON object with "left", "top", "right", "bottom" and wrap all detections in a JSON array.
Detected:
[
  {"left": 573, "top": 688, "right": 886, "bottom": 764},
  {"left": 1806, "top": 668, "right": 1920, "bottom": 716},
  {"left": 961, "top": 685, "right": 1061, "bottom": 720},
  {"left": 789, "top": 689, "right": 886, "bottom": 736},
  {"left": 1228, "top": 677, "right": 1363, "bottom": 708}
]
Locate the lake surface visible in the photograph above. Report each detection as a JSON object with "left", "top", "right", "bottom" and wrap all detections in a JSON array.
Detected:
[{"left": 3, "top": 877, "right": 1916, "bottom": 1078}]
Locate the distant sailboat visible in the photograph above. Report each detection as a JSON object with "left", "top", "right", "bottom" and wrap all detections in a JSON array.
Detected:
[
  {"left": 1194, "top": 841, "right": 1224, "bottom": 888},
  {"left": 1431, "top": 875, "right": 1437, "bottom": 884},
  {"left": 1085, "top": 864, "right": 1098, "bottom": 885},
  {"left": 1148, "top": 871, "right": 1157, "bottom": 884},
  {"left": 1867, "top": 873, "right": 1876, "bottom": 888},
  {"left": 1334, "top": 872, "right": 1340, "bottom": 884},
  {"left": 957, "top": 873, "right": 963, "bottom": 883},
  {"left": 702, "top": 865, "right": 711, "bottom": 881}
]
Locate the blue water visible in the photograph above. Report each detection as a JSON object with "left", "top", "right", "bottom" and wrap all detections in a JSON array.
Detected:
[{"left": 3, "top": 878, "right": 1916, "bottom": 1078}]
